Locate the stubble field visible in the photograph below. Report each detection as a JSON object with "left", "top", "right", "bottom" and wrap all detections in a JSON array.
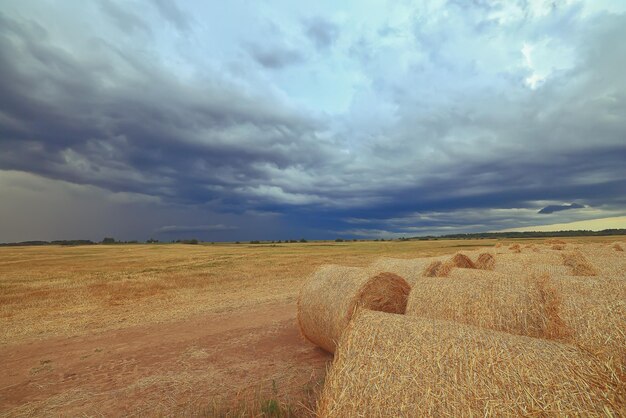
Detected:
[{"left": 0, "top": 237, "right": 624, "bottom": 416}]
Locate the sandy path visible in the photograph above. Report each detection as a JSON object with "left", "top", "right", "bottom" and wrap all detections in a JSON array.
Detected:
[{"left": 0, "top": 301, "right": 331, "bottom": 416}]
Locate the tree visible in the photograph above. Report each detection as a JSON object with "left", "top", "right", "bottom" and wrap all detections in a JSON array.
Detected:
[{"left": 102, "top": 237, "right": 115, "bottom": 244}]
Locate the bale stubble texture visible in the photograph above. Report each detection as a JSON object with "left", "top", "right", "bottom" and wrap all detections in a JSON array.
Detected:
[
  {"left": 296, "top": 265, "right": 410, "bottom": 353},
  {"left": 405, "top": 272, "right": 568, "bottom": 340},
  {"left": 317, "top": 310, "right": 625, "bottom": 417},
  {"left": 475, "top": 253, "right": 496, "bottom": 270}
]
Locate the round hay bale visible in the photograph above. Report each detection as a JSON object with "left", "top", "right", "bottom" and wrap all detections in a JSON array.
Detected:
[
  {"left": 613, "top": 242, "right": 624, "bottom": 252},
  {"left": 405, "top": 272, "right": 568, "bottom": 339},
  {"left": 450, "top": 253, "right": 476, "bottom": 268},
  {"left": 509, "top": 243, "right": 521, "bottom": 253},
  {"left": 297, "top": 265, "right": 410, "bottom": 353},
  {"left": 552, "top": 275, "right": 626, "bottom": 380},
  {"left": 547, "top": 239, "right": 567, "bottom": 245},
  {"left": 422, "top": 260, "right": 453, "bottom": 277},
  {"left": 368, "top": 258, "right": 431, "bottom": 285},
  {"left": 562, "top": 251, "right": 597, "bottom": 276},
  {"left": 474, "top": 253, "right": 495, "bottom": 270},
  {"left": 318, "top": 310, "right": 624, "bottom": 417}
]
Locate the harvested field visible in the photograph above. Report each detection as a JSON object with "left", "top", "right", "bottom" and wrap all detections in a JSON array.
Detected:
[
  {"left": 318, "top": 310, "right": 625, "bottom": 417},
  {"left": 0, "top": 239, "right": 494, "bottom": 416},
  {"left": 1, "top": 237, "right": 624, "bottom": 415}
]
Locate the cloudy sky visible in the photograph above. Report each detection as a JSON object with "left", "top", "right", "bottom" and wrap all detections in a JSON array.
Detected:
[{"left": 1, "top": 0, "right": 626, "bottom": 242}]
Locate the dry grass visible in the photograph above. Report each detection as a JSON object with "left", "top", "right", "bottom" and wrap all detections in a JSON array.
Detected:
[
  {"left": 297, "top": 266, "right": 409, "bottom": 353},
  {"left": 562, "top": 251, "right": 598, "bottom": 276},
  {"left": 474, "top": 253, "right": 495, "bottom": 270},
  {"left": 318, "top": 310, "right": 625, "bottom": 417},
  {"left": 552, "top": 244, "right": 566, "bottom": 250}
]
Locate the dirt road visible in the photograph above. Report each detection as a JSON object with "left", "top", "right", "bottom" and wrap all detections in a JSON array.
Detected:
[{"left": 0, "top": 301, "right": 331, "bottom": 416}]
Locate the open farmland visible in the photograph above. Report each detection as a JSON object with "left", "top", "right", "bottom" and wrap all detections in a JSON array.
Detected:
[{"left": 1, "top": 237, "right": 625, "bottom": 416}]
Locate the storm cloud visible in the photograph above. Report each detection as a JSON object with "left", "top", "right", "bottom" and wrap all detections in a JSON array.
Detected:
[{"left": 1, "top": 0, "right": 625, "bottom": 241}]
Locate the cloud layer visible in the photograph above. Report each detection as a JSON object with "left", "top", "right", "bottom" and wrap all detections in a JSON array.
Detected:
[{"left": 1, "top": 1, "right": 625, "bottom": 240}]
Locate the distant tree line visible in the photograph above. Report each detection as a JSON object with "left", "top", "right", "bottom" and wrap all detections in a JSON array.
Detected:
[
  {"left": 410, "top": 229, "right": 626, "bottom": 240},
  {"left": 1, "top": 229, "right": 624, "bottom": 247}
]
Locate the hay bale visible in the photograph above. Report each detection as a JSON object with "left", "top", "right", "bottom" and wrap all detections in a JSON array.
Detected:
[
  {"left": 451, "top": 253, "right": 475, "bottom": 268},
  {"left": 423, "top": 253, "right": 474, "bottom": 277},
  {"left": 547, "top": 239, "right": 567, "bottom": 245},
  {"left": 553, "top": 275, "right": 626, "bottom": 379},
  {"left": 474, "top": 253, "right": 495, "bottom": 270},
  {"left": 368, "top": 258, "right": 431, "bottom": 284},
  {"left": 405, "top": 273, "right": 569, "bottom": 339},
  {"left": 509, "top": 243, "right": 521, "bottom": 253},
  {"left": 562, "top": 251, "right": 597, "bottom": 276},
  {"left": 422, "top": 260, "right": 453, "bottom": 277},
  {"left": 318, "top": 310, "right": 625, "bottom": 417},
  {"left": 297, "top": 265, "right": 410, "bottom": 353},
  {"left": 613, "top": 243, "right": 624, "bottom": 252},
  {"left": 552, "top": 244, "right": 566, "bottom": 251}
]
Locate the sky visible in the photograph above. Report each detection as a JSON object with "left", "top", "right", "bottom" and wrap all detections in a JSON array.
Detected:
[{"left": 1, "top": 0, "right": 626, "bottom": 242}]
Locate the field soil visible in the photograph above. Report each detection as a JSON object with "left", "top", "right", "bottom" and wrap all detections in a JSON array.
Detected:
[{"left": 0, "top": 237, "right": 622, "bottom": 416}]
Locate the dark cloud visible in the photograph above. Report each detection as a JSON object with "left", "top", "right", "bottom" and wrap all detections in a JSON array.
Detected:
[
  {"left": 1, "top": 3, "right": 625, "bottom": 241},
  {"left": 246, "top": 43, "right": 304, "bottom": 69},
  {"left": 304, "top": 17, "right": 339, "bottom": 50},
  {"left": 149, "top": 0, "right": 191, "bottom": 32},
  {"left": 0, "top": 11, "right": 331, "bottom": 209},
  {"left": 98, "top": 0, "right": 151, "bottom": 35},
  {"left": 155, "top": 224, "right": 238, "bottom": 234},
  {"left": 538, "top": 203, "right": 585, "bottom": 214}
]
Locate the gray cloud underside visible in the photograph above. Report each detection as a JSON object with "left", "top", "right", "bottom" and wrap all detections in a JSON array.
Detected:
[
  {"left": 304, "top": 17, "right": 340, "bottom": 50},
  {"left": 155, "top": 224, "right": 238, "bottom": 234},
  {"left": 1, "top": 2, "right": 626, "bottom": 237},
  {"left": 538, "top": 203, "right": 584, "bottom": 214}
]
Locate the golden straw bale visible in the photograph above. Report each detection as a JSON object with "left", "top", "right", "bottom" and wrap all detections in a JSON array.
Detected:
[
  {"left": 552, "top": 244, "right": 566, "bottom": 250},
  {"left": 451, "top": 253, "right": 476, "bottom": 268},
  {"left": 297, "top": 265, "right": 410, "bottom": 353},
  {"left": 614, "top": 243, "right": 624, "bottom": 252},
  {"left": 318, "top": 310, "right": 625, "bottom": 417},
  {"left": 547, "top": 239, "right": 567, "bottom": 245},
  {"left": 474, "top": 253, "right": 495, "bottom": 270},
  {"left": 405, "top": 272, "right": 569, "bottom": 340},
  {"left": 562, "top": 251, "right": 598, "bottom": 276},
  {"left": 553, "top": 275, "right": 626, "bottom": 379},
  {"left": 422, "top": 260, "right": 453, "bottom": 277},
  {"left": 368, "top": 258, "right": 431, "bottom": 285},
  {"left": 423, "top": 253, "right": 475, "bottom": 277},
  {"left": 509, "top": 243, "right": 521, "bottom": 253}
]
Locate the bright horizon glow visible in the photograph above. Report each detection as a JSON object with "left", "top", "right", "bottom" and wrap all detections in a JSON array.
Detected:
[{"left": 501, "top": 216, "right": 626, "bottom": 233}]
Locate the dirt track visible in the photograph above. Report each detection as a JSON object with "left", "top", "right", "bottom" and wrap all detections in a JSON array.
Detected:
[{"left": 0, "top": 301, "right": 331, "bottom": 416}]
